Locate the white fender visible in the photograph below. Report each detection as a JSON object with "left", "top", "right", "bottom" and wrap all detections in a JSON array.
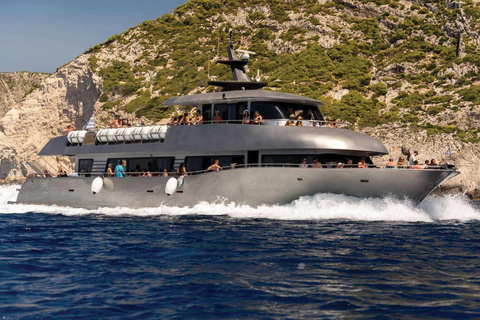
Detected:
[
  {"left": 165, "top": 177, "right": 178, "bottom": 196},
  {"left": 91, "top": 177, "right": 104, "bottom": 195}
]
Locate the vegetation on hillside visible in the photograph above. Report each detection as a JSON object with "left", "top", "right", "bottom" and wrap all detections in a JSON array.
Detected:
[{"left": 84, "top": 0, "right": 480, "bottom": 141}]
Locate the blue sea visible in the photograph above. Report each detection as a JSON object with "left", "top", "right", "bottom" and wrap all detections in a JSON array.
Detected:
[{"left": 1, "top": 185, "right": 480, "bottom": 319}]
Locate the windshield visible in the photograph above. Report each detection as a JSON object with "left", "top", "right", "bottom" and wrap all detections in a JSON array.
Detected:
[{"left": 250, "top": 101, "right": 323, "bottom": 120}]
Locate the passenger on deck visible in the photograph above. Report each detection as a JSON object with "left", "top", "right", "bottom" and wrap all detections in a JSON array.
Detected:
[
  {"left": 213, "top": 110, "right": 223, "bottom": 124},
  {"left": 180, "top": 112, "right": 191, "bottom": 125},
  {"left": 299, "top": 158, "right": 309, "bottom": 168},
  {"left": 115, "top": 160, "right": 125, "bottom": 177},
  {"left": 110, "top": 118, "right": 120, "bottom": 128},
  {"left": 411, "top": 160, "right": 423, "bottom": 169},
  {"left": 66, "top": 125, "right": 75, "bottom": 135},
  {"left": 358, "top": 158, "right": 368, "bottom": 168},
  {"left": 207, "top": 159, "right": 222, "bottom": 171},
  {"left": 194, "top": 110, "right": 203, "bottom": 125},
  {"left": 242, "top": 110, "right": 251, "bottom": 124},
  {"left": 346, "top": 159, "right": 353, "bottom": 167},
  {"left": 337, "top": 162, "right": 344, "bottom": 168},
  {"left": 386, "top": 158, "right": 395, "bottom": 169},
  {"left": 397, "top": 157, "right": 407, "bottom": 169},
  {"left": 58, "top": 166, "right": 68, "bottom": 177},
  {"left": 177, "top": 163, "right": 188, "bottom": 176},
  {"left": 423, "top": 160, "right": 430, "bottom": 169},
  {"left": 253, "top": 111, "right": 264, "bottom": 125},
  {"left": 285, "top": 114, "right": 295, "bottom": 126},
  {"left": 295, "top": 116, "right": 304, "bottom": 126},
  {"left": 107, "top": 164, "right": 114, "bottom": 176},
  {"left": 171, "top": 117, "right": 179, "bottom": 126},
  {"left": 311, "top": 158, "right": 322, "bottom": 168},
  {"left": 144, "top": 171, "right": 152, "bottom": 177},
  {"left": 43, "top": 170, "right": 51, "bottom": 178},
  {"left": 162, "top": 169, "right": 169, "bottom": 177},
  {"left": 409, "top": 151, "right": 418, "bottom": 166},
  {"left": 430, "top": 159, "right": 438, "bottom": 168}
]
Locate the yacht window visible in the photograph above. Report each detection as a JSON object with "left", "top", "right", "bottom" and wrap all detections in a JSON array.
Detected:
[
  {"left": 105, "top": 157, "right": 174, "bottom": 173},
  {"left": 213, "top": 104, "right": 228, "bottom": 122},
  {"left": 78, "top": 159, "right": 94, "bottom": 175},
  {"left": 185, "top": 155, "right": 245, "bottom": 172},
  {"left": 212, "top": 102, "right": 248, "bottom": 123},
  {"left": 250, "top": 101, "right": 323, "bottom": 120},
  {"left": 202, "top": 104, "right": 212, "bottom": 122}
]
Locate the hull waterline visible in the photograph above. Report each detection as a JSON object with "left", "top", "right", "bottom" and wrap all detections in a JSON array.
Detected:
[{"left": 15, "top": 167, "right": 459, "bottom": 209}]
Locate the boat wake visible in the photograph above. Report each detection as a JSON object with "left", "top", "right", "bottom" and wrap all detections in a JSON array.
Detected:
[{"left": 1, "top": 185, "right": 478, "bottom": 222}]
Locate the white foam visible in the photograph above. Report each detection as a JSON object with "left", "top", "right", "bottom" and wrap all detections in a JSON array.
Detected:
[{"left": 1, "top": 185, "right": 479, "bottom": 222}]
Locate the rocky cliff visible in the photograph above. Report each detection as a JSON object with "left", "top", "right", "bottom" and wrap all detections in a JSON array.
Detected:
[
  {"left": 0, "top": 56, "right": 102, "bottom": 182},
  {"left": 0, "top": 72, "right": 50, "bottom": 118},
  {"left": 1, "top": 0, "right": 480, "bottom": 194}
]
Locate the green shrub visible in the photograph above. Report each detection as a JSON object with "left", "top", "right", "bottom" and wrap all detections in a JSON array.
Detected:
[
  {"left": 123, "top": 91, "right": 151, "bottom": 113},
  {"left": 369, "top": 82, "right": 388, "bottom": 96}
]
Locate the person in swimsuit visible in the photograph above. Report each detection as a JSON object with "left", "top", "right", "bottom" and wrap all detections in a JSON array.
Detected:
[
  {"left": 242, "top": 110, "right": 250, "bottom": 124},
  {"left": 295, "top": 116, "right": 304, "bottom": 126},
  {"left": 285, "top": 114, "right": 295, "bottom": 126},
  {"left": 207, "top": 160, "right": 222, "bottom": 171},
  {"left": 311, "top": 158, "right": 322, "bottom": 168},
  {"left": 194, "top": 110, "right": 203, "bottom": 125},
  {"left": 177, "top": 163, "right": 188, "bottom": 176},
  {"left": 107, "top": 163, "right": 114, "bottom": 176},
  {"left": 385, "top": 158, "right": 395, "bottom": 169},
  {"left": 253, "top": 111, "right": 263, "bottom": 125},
  {"left": 213, "top": 110, "right": 223, "bottom": 124},
  {"left": 358, "top": 158, "right": 368, "bottom": 168}
]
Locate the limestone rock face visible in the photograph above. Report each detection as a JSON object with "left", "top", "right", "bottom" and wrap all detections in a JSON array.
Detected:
[
  {"left": 0, "top": 72, "right": 49, "bottom": 118},
  {"left": 0, "top": 55, "right": 102, "bottom": 183}
]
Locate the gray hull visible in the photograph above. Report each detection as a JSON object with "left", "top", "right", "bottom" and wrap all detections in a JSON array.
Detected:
[{"left": 16, "top": 167, "right": 459, "bottom": 209}]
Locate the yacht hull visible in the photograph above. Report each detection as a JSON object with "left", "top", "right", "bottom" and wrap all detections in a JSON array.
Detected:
[{"left": 16, "top": 168, "right": 459, "bottom": 209}]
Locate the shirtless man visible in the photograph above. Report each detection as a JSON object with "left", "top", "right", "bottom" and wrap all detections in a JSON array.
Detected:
[
  {"left": 311, "top": 158, "right": 322, "bottom": 168},
  {"left": 358, "top": 158, "right": 368, "bottom": 168},
  {"left": 207, "top": 159, "right": 222, "bottom": 171}
]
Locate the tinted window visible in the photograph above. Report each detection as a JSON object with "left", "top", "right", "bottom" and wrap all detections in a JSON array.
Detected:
[
  {"left": 78, "top": 159, "right": 94, "bottom": 175},
  {"left": 185, "top": 155, "right": 245, "bottom": 172},
  {"left": 202, "top": 104, "right": 212, "bottom": 122},
  {"left": 213, "top": 104, "right": 228, "bottom": 121},
  {"left": 251, "top": 101, "right": 323, "bottom": 120}
]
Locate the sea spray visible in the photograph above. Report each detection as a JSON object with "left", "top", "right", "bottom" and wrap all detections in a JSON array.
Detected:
[{"left": 1, "top": 185, "right": 479, "bottom": 222}]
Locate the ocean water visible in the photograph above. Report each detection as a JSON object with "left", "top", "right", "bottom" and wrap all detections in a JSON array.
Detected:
[{"left": 1, "top": 185, "right": 480, "bottom": 319}]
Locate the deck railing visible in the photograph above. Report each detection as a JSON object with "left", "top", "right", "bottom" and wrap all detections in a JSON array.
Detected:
[
  {"left": 31, "top": 162, "right": 456, "bottom": 179},
  {"left": 167, "top": 119, "right": 347, "bottom": 128}
]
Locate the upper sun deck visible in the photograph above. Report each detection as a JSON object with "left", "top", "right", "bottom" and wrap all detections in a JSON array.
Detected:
[
  {"left": 162, "top": 90, "right": 323, "bottom": 108},
  {"left": 39, "top": 123, "right": 388, "bottom": 157}
]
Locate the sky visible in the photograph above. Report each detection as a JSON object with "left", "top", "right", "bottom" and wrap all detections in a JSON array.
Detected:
[{"left": 0, "top": 0, "right": 186, "bottom": 73}]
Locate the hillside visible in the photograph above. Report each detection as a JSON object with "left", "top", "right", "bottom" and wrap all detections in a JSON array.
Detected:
[
  {"left": 0, "top": 0, "right": 480, "bottom": 194},
  {"left": 0, "top": 72, "right": 49, "bottom": 118}
]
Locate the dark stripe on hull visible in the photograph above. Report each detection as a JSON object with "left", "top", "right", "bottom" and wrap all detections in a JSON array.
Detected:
[{"left": 16, "top": 168, "right": 459, "bottom": 209}]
